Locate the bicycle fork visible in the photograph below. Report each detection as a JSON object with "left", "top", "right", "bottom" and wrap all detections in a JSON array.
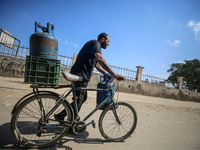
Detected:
[
  {"left": 112, "top": 103, "right": 121, "bottom": 125},
  {"left": 110, "top": 88, "right": 121, "bottom": 125}
]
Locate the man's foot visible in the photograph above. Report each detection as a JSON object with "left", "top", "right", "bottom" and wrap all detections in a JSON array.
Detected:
[{"left": 54, "top": 110, "right": 67, "bottom": 124}]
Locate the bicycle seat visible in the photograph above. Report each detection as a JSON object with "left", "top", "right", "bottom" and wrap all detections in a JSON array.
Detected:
[{"left": 62, "top": 71, "right": 83, "bottom": 82}]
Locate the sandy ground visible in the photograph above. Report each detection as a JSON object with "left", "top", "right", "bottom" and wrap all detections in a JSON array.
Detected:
[{"left": 0, "top": 76, "right": 200, "bottom": 150}]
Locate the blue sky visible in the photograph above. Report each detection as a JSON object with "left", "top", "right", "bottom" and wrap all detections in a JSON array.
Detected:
[{"left": 0, "top": 0, "right": 200, "bottom": 79}]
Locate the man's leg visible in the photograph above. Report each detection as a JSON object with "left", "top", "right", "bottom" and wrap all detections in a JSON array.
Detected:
[
  {"left": 55, "top": 81, "right": 88, "bottom": 122},
  {"left": 71, "top": 81, "right": 88, "bottom": 112}
]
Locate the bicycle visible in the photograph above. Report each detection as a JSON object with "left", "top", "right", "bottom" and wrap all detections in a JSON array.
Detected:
[{"left": 10, "top": 72, "right": 137, "bottom": 148}]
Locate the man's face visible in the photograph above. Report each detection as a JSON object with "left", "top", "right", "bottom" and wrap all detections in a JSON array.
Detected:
[{"left": 101, "top": 36, "right": 110, "bottom": 49}]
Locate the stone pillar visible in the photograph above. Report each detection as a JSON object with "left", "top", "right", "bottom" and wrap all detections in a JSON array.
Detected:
[
  {"left": 72, "top": 53, "right": 78, "bottom": 66},
  {"left": 136, "top": 66, "right": 144, "bottom": 82},
  {"left": 177, "top": 76, "right": 184, "bottom": 90}
]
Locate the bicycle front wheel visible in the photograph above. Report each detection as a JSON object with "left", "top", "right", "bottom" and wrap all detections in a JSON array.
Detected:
[
  {"left": 11, "top": 94, "right": 72, "bottom": 148},
  {"left": 99, "top": 102, "right": 137, "bottom": 142}
]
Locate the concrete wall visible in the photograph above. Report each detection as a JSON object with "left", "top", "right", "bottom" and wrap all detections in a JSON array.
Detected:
[
  {"left": 0, "top": 54, "right": 200, "bottom": 102},
  {"left": 118, "top": 80, "right": 200, "bottom": 102},
  {"left": 0, "top": 55, "right": 25, "bottom": 77}
]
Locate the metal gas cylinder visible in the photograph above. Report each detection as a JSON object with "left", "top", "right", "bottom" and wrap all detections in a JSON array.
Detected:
[
  {"left": 29, "top": 22, "right": 58, "bottom": 59},
  {"left": 97, "top": 74, "right": 114, "bottom": 110}
]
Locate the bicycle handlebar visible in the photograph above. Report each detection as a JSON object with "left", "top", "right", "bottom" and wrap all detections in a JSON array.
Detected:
[
  {"left": 117, "top": 77, "right": 124, "bottom": 81},
  {"left": 106, "top": 75, "right": 124, "bottom": 83}
]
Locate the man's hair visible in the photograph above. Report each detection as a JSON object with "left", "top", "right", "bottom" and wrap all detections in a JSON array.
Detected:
[{"left": 98, "top": 32, "right": 109, "bottom": 41}]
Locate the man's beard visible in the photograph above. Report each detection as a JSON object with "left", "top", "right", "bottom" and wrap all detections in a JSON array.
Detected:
[{"left": 101, "top": 41, "right": 107, "bottom": 49}]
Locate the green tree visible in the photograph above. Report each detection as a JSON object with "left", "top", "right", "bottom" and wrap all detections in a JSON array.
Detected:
[{"left": 167, "top": 59, "right": 200, "bottom": 92}]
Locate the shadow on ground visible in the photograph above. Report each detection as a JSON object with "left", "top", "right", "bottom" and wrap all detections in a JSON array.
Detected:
[{"left": 0, "top": 122, "right": 115, "bottom": 150}]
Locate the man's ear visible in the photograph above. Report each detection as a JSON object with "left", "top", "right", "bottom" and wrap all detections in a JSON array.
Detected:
[{"left": 101, "top": 37, "right": 105, "bottom": 42}]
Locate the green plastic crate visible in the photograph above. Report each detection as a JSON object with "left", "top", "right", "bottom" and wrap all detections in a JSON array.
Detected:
[{"left": 24, "top": 56, "right": 60, "bottom": 85}]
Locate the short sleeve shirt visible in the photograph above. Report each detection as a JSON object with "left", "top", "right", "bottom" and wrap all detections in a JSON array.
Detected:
[{"left": 70, "top": 40, "right": 101, "bottom": 82}]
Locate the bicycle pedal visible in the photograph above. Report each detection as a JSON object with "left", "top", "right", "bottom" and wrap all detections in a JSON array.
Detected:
[
  {"left": 91, "top": 120, "right": 95, "bottom": 128},
  {"left": 37, "top": 132, "right": 42, "bottom": 137}
]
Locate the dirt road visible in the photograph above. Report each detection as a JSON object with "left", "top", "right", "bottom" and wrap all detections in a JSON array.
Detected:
[{"left": 0, "top": 76, "right": 200, "bottom": 150}]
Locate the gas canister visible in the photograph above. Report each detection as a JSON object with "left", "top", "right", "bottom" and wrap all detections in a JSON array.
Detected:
[
  {"left": 29, "top": 22, "right": 58, "bottom": 59},
  {"left": 97, "top": 74, "right": 114, "bottom": 110}
]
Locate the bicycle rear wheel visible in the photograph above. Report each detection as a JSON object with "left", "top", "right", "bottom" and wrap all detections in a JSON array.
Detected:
[
  {"left": 11, "top": 94, "right": 72, "bottom": 148},
  {"left": 99, "top": 102, "right": 137, "bottom": 142}
]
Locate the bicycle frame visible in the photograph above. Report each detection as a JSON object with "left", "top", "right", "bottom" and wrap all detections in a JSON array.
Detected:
[
  {"left": 70, "top": 82, "right": 117, "bottom": 122},
  {"left": 31, "top": 80, "right": 120, "bottom": 128}
]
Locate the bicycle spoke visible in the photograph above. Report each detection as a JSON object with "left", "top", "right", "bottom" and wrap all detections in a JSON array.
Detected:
[
  {"left": 18, "top": 122, "right": 38, "bottom": 133},
  {"left": 20, "top": 107, "right": 40, "bottom": 121},
  {"left": 11, "top": 94, "right": 72, "bottom": 148},
  {"left": 99, "top": 102, "right": 137, "bottom": 141}
]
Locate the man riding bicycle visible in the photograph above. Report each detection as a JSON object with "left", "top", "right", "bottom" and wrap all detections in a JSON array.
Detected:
[{"left": 55, "top": 32, "right": 125, "bottom": 120}]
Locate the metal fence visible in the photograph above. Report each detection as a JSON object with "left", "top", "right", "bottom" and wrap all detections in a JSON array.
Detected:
[
  {"left": 142, "top": 74, "right": 166, "bottom": 86},
  {"left": 0, "top": 42, "right": 29, "bottom": 58},
  {"left": 111, "top": 65, "right": 137, "bottom": 80},
  {"left": 0, "top": 29, "right": 21, "bottom": 57},
  {"left": 0, "top": 42, "right": 138, "bottom": 80},
  {"left": 93, "top": 65, "right": 137, "bottom": 80},
  {"left": 1, "top": 42, "right": 171, "bottom": 83},
  {"left": 58, "top": 54, "right": 73, "bottom": 68}
]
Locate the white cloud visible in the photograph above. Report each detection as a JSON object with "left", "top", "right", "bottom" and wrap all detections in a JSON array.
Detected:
[
  {"left": 187, "top": 20, "right": 200, "bottom": 39},
  {"left": 188, "top": 20, "right": 195, "bottom": 27},
  {"left": 55, "top": 36, "right": 79, "bottom": 47},
  {"left": 157, "top": 74, "right": 169, "bottom": 79},
  {"left": 71, "top": 42, "right": 79, "bottom": 48},
  {"left": 175, "top": 60, "right": 184, "bottom": 64},
  {"left": 167, "top": 40, "right": 181, "bottom": 47},
  {"left": 162, "top": 64, "right": 166, "bottom": 68},
  {"left": 56, "top": 36, "right": 61, "bottom": 41},
  {"left": 64, "top": 40, "right": 69, "bottom": 45}
]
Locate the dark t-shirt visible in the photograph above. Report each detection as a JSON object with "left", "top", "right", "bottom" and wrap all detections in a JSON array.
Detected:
[{"left": 70, "top": 40, "right": 101, "bottom": 82}]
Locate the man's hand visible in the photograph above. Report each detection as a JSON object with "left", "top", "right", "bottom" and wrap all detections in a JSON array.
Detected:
[{"left": 112, "top": 74, "right": 126, "bottom": 81}]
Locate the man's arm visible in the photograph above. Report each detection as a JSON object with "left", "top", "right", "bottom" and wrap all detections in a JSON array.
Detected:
[
  {"left": 95, "top": 62, "right": 106, "bottom": 74},
  {"left": 94, "top": 53, "right": 125, "bottom": 80}
]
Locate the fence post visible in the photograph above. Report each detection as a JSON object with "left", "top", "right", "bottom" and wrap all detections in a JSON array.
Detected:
[
  {"left": 72, "top": 53, "right": 78, "bottom": 66},
  {"left": 15, "top": 40, "right": 21, "bottom": 57},
  {"left": 177, "top": 76, "right": 184, "bottom": 90},
  {"left": 136, "top": 66, "right": 144, "bottom": 82}
]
